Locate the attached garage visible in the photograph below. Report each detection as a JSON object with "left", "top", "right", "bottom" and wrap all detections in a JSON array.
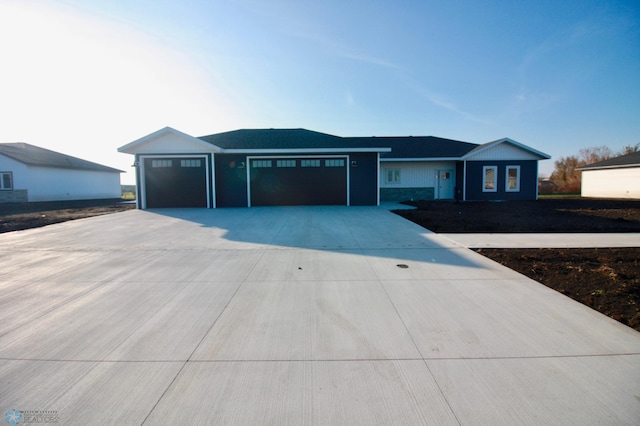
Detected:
[{"left": 249, "top": 157, "right": 347, "bottom": 206}]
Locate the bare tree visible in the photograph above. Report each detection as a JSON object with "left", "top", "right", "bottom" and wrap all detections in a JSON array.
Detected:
[{"left": 620, "top": 143, "right": 640, "bottom": 155}]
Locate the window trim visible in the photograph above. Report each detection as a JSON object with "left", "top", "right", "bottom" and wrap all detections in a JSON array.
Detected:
[
  {"left": 482, "top": 166, "right": 497, "bottom": 192},
  {"left": 505, "top": 165, "right": 521, "bottom": 192},
  {"left": 0, "top": 172, "right": 13, "bottom": 190}
]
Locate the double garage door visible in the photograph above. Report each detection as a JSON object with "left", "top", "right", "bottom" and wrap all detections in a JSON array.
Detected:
[
  {"left": 143, "top": 156, "right": 348, "bottom": 207},
  {"left": 250, "top": 157, "right": 347, "bottom": 206}
]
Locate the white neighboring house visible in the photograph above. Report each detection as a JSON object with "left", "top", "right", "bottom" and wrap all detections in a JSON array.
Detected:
[
  {"left": 0, "top": 143, "right": 122, "bottom": 203},
  {"left": 578, "top": 151, "right": 640, "bottom": 199}
]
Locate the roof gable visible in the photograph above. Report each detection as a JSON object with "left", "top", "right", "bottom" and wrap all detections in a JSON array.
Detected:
[
  {"left": 463, "top": 138, "right": 551, "bottom": 161},
  {"left": 578, "top": 151, "right": 640, "bottom": 170},
  {"left": 118, "top": 127, "right": 220, "bottom": 154},
  {"left": 0, "top": 143, "right": 122, "bottom": 173}
]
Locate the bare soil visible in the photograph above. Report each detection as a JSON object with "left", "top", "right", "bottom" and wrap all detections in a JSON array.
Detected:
[
  {"left": 0, "top": 200, "right": 135, "bottom": 233},
  {"left": 396, "top": 198, "right": 640, "bottom": 331}
]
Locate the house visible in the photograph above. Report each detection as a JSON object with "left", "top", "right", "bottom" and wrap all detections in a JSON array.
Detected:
[
  {"left": 118, "top": 127, "right": 550, "bottom": 209},
  {"left": 578, "top": 151, "right": 640, "bottom": 199},
  {"left": 0, "top": 143, "right": 123, "bottom": 203}
]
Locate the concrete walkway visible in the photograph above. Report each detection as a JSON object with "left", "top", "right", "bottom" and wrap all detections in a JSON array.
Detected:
[
  {"left": 441, "top": 232, "right": 640, "bottom": 248},
  {"left": 0, "top": 206, "right": 638, "bottom": 425}
]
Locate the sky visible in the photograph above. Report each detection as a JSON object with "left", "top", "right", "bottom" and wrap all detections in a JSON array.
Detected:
[{"left": 1, "top": 0, "right": 638, "bottom": 184}]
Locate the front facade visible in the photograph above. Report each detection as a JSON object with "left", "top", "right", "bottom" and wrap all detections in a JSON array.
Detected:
[
  {"left": 578, "top": 151, "right": 640, "bottom": 199},
  {"left": 119, "top": 128, "right": 550, "bottom": 209},
  {"left": 0, "top": 143, "right": 122, "bottom": 203}
]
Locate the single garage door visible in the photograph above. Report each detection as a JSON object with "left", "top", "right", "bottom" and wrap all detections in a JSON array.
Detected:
[
  {"left": 144, "top": 157, "right": 207, "bottom": 208},
  {"left": 250, "top": 158, "right": 347, "bottom": 206}
]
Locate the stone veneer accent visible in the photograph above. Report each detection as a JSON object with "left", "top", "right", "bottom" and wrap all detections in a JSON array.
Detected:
[{"left": 380, "top": 187, "right": 434, "bottom": 202}]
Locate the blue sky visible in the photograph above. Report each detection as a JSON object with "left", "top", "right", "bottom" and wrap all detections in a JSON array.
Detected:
[{"left": 1, "top": 0, "right": 638, "bottom": 183}]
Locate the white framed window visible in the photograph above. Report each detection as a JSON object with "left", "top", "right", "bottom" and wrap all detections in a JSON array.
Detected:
[
  {"left": 0, "top": 172, "right": 12, "bottom": 190},
  {"left": 252, "top": 160, "right": 272, "bottom": 168},
  {"left": 325, "top": 159, "right": 345, "bottom": 167},
  {"left": 151, "top": 159, "right": 172, "bottom": 168},
  {"left": 277, "top": 159, "right": 296, "bottom": 168},
  {"left": 180, "top": 159, "right": 202, "bottom": 168},
  {"left": 506, "top": 165, "right": 520, "bottom": 192},
  {"left": 385, "top": 169, "right": 401, "bottom": 184},
  {"left": 301, "top": 159, "right": 320, "bottom": 167},
  {"left": 483, "top": 166, "right": 497, "bottom": 192}
]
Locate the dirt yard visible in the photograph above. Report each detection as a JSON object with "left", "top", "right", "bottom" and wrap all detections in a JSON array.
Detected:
[
  {"left": 1, "top": 198, "right": 638, "bottom": 331},
  {"left": 396, "top": 198, "right": 640, "bottom": 331},
  {"left": 0, "top": 200, "right": 135, "bottom": 233}
]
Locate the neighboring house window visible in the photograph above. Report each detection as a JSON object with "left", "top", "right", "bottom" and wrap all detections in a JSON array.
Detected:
[
  {"left": 483, "top": 166, "right": 497, "bottom": 192},
  {"left": 252, "top": 160, "right": 272, "bottom": 168},
  {"left": 180, "top": 159, "right": 202, "bottom": 168},
  {"left": 301, "top": 159, "right": 320, "bottom": 167},
  {"left": 151, "top": 159, "right": 172, "bottom": 168},
  {"left": 0, "top": 172, "right": 12, "bottom": 190},
  {"left": 325, "top": 159, "right": 345, "bottom": 167},
  {"left": 506, "top": 165, "right": 520, "bottom": 192},
  {"left": 385, "top": 169, "right": 401, "bottom": 184},
  {"left": 277, "top": 159, "right": 296, "bottom": 168}
]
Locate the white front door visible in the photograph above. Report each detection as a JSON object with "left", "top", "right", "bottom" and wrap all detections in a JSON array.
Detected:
[{"left": 437, "top": 170, "right": 454, "bottom": 199}]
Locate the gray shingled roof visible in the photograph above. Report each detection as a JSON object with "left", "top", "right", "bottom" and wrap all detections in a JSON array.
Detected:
[
  {"left": 346, "top": 136, "right": 478, "bottom": 159},
  {"left": 578, "top": 151, "right": 640, "bottom": 170},
  {"left": 0, "top": 143, "right": 122, "bottom": 173},
  {"left": 198, "top": 128, "right": 477, "bottom": 158}
]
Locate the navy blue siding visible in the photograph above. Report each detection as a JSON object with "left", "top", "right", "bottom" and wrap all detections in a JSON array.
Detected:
[
  {"left": 215, "top": 154, "right": 249, "bottom": 207},
  {"left": 465, "top": 160, "right": 538, "bottom": 201},
  {"left": 349, "top": 153, "right": 378, "bottom": 206}
]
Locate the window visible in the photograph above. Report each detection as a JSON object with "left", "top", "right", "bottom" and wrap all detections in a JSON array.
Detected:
[
  {"left": 277, "top": 159, "right": 296, "bottom": 168},
  {"left": 483, "top": 166, "right": 497, "bottom": 192},
  {"left": 506, "top": 165, "right": 520, "bottom": 192},
  {"left": 385, "top": 169, "right": 401, "bottom": 184},
  {"left": 151, "top": 159, "right": 172, "bottom": 168},
  {"left": 0, "top": 172, "right": 12, "bottom": 190},
  {"left": 180, "top": 159, "right": 202, "bottom": 168},
  {"left": 301, "top": 159, "right": 320, "bottom": 167},
  {"left": 252, "top": 160, "right": 272, "bottom": 168},
  {"left": 325, "top": 159, "right": 345, "bottom": 167}
]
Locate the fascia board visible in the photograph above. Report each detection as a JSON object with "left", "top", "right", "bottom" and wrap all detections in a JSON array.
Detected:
[
  {"left": 577, "top": 164, "right": 640, "bottom": 171},
  {"left": 221, "top": 147, "right": 391, "bottom": 154},
  {"left": 380, "top": 157, "right": 461, "bottom": 162}
]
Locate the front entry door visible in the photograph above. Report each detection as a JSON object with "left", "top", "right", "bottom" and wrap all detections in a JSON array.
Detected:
[{"left": 437, "top": 170, "right": 454, "bottom": 199}]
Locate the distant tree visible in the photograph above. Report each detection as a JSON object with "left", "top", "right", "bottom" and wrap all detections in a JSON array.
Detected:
[
  {"left": 550, "top": 143, "right": 638, "bottom": 193},
  {"left": 620, "top": 143, "right": 640, "bottom": 155}
]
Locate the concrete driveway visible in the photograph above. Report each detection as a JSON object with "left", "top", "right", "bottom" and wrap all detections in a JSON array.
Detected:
[{"left": 0, "top": 206, "right": 639, "bottom": 425}]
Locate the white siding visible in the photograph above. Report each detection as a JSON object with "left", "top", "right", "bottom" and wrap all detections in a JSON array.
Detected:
[
  {"left": 26, "top": 166, "right": 121, "bottom": 202},
  {"left": 0, "top": 154, "right": 28, "bottom": 189},
  {"left": 133, "top": 132, "right": 214, "bottom": 154},
  {"left": 380, "top": 161, "right": 456, "bottom": 188},
  {"left": 581, "top": 167, "right": 640, "bottom": 199},
  {"left": 466, "top": 143, "right": 540, "bottom": 161}
]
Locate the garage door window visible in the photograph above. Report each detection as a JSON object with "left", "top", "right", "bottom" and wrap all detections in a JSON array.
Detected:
[
  {"left": 277, "top": 159, "right": 296, "bottom": 168},
  {"left": 252, "top": 160, "right": 272, "bottom": 168},
  {"left": 325, "top": 159, "right": 345, "bottom": 167},
  {"left": 152, "top": 159, "right": 172, "bottom": 168},
  {"left": 301, "top": 159, "right": 320, "bottom": 167},
  {"left": 181, "top": 159, "right": 202, "bottom": 168}
]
